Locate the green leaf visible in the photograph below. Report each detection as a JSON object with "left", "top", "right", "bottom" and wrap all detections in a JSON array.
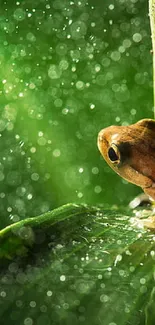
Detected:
[{"left": 0, "top": 203, "right": 155, "bottom": 325}]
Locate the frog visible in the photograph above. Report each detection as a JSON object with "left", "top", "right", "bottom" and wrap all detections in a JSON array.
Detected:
[{"left": 97, "top": 118, "right": 155, "bottom": 229}]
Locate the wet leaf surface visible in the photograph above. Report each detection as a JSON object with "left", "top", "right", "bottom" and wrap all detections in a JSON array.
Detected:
[{"left": 0, "top": 203, "right": 155, "bottom": 325}]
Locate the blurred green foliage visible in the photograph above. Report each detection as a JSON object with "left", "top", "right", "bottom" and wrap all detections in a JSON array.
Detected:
[{"left": 0, "top": 0, "right": 153, "bottom": 229}]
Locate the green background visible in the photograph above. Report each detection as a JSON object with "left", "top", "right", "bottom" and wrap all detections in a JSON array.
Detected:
[
  {"left": 0, "top": 0, "right": 153, "bottom": 229},
  {"left": 0, "top": 2, "right": 155, "bottom": 325}
]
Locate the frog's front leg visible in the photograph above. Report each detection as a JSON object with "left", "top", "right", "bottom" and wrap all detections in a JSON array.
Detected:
[
  {"left": 142, "top": 216, "right": 155, "bottom": 229},
  {"left": 143, "top": 185, "right": 155, "bottom": 202},
  {"left": 140, "top": 186, "right": 155, "bottom": 229},
  {"left": 130, "top": 211, "right": 155, "bottom": 230},
  {"left": 129, "top": 193, "right": 153, "bottom": 209},
  {"left": 130, "top": 187, "right": 155, "bottom": 230}
]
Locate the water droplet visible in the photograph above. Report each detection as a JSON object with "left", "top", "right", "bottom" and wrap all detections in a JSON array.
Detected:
[
  {"left": 48, "top": 64, "right": 62, "bottom": 79},
  {"left": 53, "top": 149, "right": 61, "bottom": 157},
  {"left": 100, "top": 294, "right": 110, "bottom": 302},
  {"left": 30, "top": 301, "right": 36, "bottom": 308},
  {"left": 14, "top": 8, "right": 26, "bottom": 21},
  {"left": 24, "top": 318, "right": 33, "bottom": 325},
  {"left": 133, "top": 33, "right": 142, "bottom": 42},
  {"left": 130, "top": 108, "right": 136, "bottom": 115},
  {"left": 94, "top": 185, "right": 102, "bottom": 193},
  {"left": 56, "top": 43, "right": 68, "bottom": 56},
  {"left": 62, "top": 108, "right": 69, "bottom": 115},
  {"left": 54, "top": 98, "right": 63, "bottom": 107},
  {"left": 0, "top": 291, "right": 6, "bottom": 298},
  {"left": 90, "top": 103, "right": 95, "bottom": 109},
  {"left": 37, "top": 137, "right": 47, "bottom": 146},
  {"left": 31, "top": 173, "right": 39, "bottom": 181},
  {"left": 30, "top": 147, "right": 36, "bottom": 153},
  {"left": 76, "top": 80, "right": 85, "bottom": 90},
  {"left": 109, "top": 4, "right": 114, "bottom": 10},
  {"left": 77, "top": 192, "right": 83, "bottom": 198},
  {"left": 27, "top": 194, "right": 33, "bottom": 200},
  {"left": 70, "top": 21, "right": 87, "bottom": 40},
  {"left": 111, "top": 51, "right": 121, "bottom": 61},
  {"left": 140, "top": 278, "right": 146, "bottom": 284},
  {"left": 60, "top": 275, "right": 66, "bottom": 281},
  {"left": 123, "top": 39, "right": 132, "bottom": 48},
  {"left": 26, "top": 32, "right": 36, "bottom": 42},
  {"left": 92, "top": 167, "right": 99, "bottom": 174},
  {"left": 59, "top": 59, "right": 69, "bottom": 70}
]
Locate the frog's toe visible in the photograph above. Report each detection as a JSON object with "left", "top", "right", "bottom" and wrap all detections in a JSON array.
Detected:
[
  {"left": 129, "top": 193, "right": 153, "bottom": 209},
  {"left": 130, "top": 214, "right": 155, "bottom": 230},
  {"left": 142, "top": 216, "right": 155, "bottom": 230}
]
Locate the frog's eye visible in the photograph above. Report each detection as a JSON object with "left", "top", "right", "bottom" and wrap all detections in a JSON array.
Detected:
[{"left": 108, "top": 144, "right": 120, "bottom": 164}]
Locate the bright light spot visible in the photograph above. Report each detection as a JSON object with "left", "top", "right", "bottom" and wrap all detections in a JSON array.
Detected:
[
  {"left": 62, "top": 108, "right": 69, "bottom": 115},
  {"left": 24, "top": 318, "right": 33, "bottom": 325},
  {"left": 100, "top": 294, "right": 109, "bottom": 302},
  {"left": 30, "top": 301, "right": 36, "bottom": 308},
  {"left": 30, "top": 147, "right": 36, "bottom": 153},
  {"left": 29, "top": 83, "right": 35, "bottom": 89},
  {"left": 27, "top": 194, "right": 33, "bottom": 200},
  {"left": 94, "top": 186, "right": 102, "bottom": 193},
  {"left": 114, "top": 254, "right": 122, "bottom": 266},
  {"left": 115, "top": 116, "right": 120, "bottom": 122},
  {"left": 31, "top": 173, "right": 39, "bottom": 181},
  {"left": 90, "top": 103, "right": 95, "bottom": 109},
  {"left": 123, "top": 39, "right": 132, "bottom": 48},
  {"left": 131, "top": 108, "right": 136, "bottom": 115},
  {"left": 37, "top": 137, "right": 46, "bottom": 146},
  {"left": 77, "top": 192, "right": 83, "bottom": 198},
  {"left": 92, "top": 167, "right": 99, "bottom": 174},
  {"left": 76, "top": 80, "right": 85, "bottom": 90},
  {"left": 60, "top": 275, "right": 66, "bottom": 281},
  {"left": 111, "top": 51, "right": 121, "bottom": 61},
  {"left": 109, "top": 4, "right": 114, "bottom": 10},
  {"left": 133, "top": 33, "right": 142, "bottom": 42},
  {"left": 0, "top": 291, "right": 6, "bottom": 297},
  {"left": 95, "top": 64, "right": 101, "bottom": 72},
  {"left": 53, "top": 149, "right": 61, "bottom": 157},
  {"left": 140, "top": 278, "right": 146, "bottom": 284}
]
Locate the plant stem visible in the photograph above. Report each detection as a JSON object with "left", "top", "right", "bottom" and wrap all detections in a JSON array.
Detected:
[{"left": 149, "top": 0, "right": 155, "bottom": 117}]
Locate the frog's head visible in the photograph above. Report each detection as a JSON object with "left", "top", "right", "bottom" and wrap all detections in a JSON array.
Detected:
[{"left": 97, "top": 119, "right": 155, "bottom": 190}]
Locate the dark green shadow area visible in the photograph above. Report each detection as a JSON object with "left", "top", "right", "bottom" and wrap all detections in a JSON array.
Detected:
[{"left": 0, "top": 203, "right": 155, "bottom": 325}]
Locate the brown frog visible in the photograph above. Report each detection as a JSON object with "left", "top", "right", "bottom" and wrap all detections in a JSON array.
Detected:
[{"left": 97, "top": 119, "right": 155, "bottom": 229}]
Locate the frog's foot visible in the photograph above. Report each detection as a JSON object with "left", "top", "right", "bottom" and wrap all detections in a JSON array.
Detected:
[
  {"left": 142, "top": 216, "right": 155, "bottom": 230},
  {"left": 130, "top": 212, "right": 155, "bottom": 230},
  {"left": 129, "top": 193, "right": 153, "bottom": 209}
]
